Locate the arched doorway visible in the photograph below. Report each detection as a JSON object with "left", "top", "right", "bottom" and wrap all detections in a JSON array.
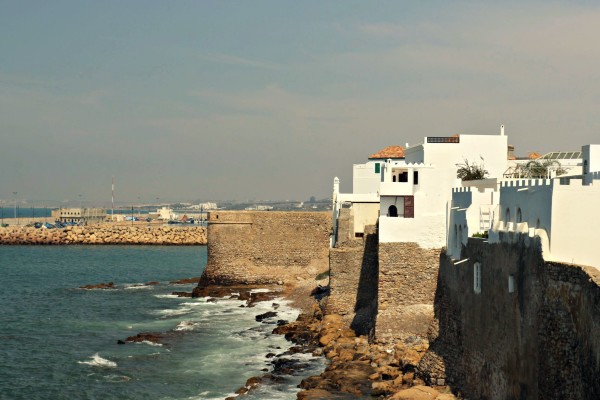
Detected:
[{"left": 388, "top": 205, "right": 398, "bottom": 217}]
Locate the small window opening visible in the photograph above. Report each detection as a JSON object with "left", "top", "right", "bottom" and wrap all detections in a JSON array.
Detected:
[
  {"left": 505, "top": 208, "right": 511, "bottom": 223},
  {"left": 393, "top": 175, "right": 396, "bottom": 182},
  {"left": 413, "top": 171, "right": 419, "bottom": 185},
  {"left": 536, "top": 218, "right": 540, "bottom": 229},
  {"left": 399, "top": 172, "right": 408, "bottom": 182},
  {"left": 474, "top": 262, "right": 482, "bottom": 294},
  {"left": 508, "top": 274, "right": 515, "bottom": 293},
  {"left": 517, "top": 208, "right": 522, "bottom": 223},
  {"left": 388, "top": 205, "right": 398, "bottom": 217},
  {"left": 375, "top": 163, "right": 380, "bottom": 173}
]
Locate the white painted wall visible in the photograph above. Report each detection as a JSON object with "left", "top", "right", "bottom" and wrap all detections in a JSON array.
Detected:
[
  {"left": 379, "top": 214, "right": 447, "bottom": 248},
  {"left": 488, "top": 178, "right": 600, "bottom": 270},
  {"left": 448, "top": 183, "right": 499, "bottom": 259},
  {"left": 548, "top": 179, "right": 600, "bottom": 269},
  {"left": 352, "top": 202, "right": 380, "bottom": 234},
  {"left": 353, "top": 161, "right": 383, "bottom": 193},
  {"left": 405, "top": 134, "right": 508, "bottom": 178},
  {"left": 583, "top": 144, "right": 600, "bottom": 184}
]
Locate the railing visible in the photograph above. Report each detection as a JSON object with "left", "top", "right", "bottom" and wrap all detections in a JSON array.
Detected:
[{"left": 427, "top": 136, "right": 460, "bottom": 144}]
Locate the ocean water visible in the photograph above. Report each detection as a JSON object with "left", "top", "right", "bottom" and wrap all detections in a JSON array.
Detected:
[{"left": 0, "top": 246, "right": 324, "bottom": 400}]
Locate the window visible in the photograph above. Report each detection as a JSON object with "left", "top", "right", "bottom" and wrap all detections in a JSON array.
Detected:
[
  {"left": 508, "top": 275, "right": 515, "bottom": 293},
  {"left": 388, "top": 205, "right": 398, "bottom": 217},
  {"left": 413, "top": 171, "right": 419, "bottom": 185},
  {"left": 399, "top": 171, "right": 408, "bottom": 182},
  {"left": 505, "top": 208, "right": 511, "bottom": 223},
  {"left": 474, "top": 262, "right": 482, "bottom": 294},
  {"left": 517, "top": 208, "right": 522, "bottom": 223},
  {"left": 375, "top": 163, "right": 380, "bottom": 173}
]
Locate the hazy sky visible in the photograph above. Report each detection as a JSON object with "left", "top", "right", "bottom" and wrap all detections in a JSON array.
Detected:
[{"left": 2, "top": 1, "right": 600, "bottom": 204}]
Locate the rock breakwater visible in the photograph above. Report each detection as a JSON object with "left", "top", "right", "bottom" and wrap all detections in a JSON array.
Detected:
[{"left": 0, "top": 225, "right": 207, "bottom": 245}]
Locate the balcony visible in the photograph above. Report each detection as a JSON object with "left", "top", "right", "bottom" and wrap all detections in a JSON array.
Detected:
[{"left": 379, "top": 181, "right": 415, "bottom": 196}]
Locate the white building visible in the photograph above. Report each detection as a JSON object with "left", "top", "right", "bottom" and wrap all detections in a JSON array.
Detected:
[
  {"left": 378, "top": 129, "right": 508, "bottom": 247},
  {"left": 53, "top": 207, "right": 106, "bottom": 224},
  {"left": 156, "top": 207, "right": 177, "bottom": 220},
  {"left": 332, "top": 146, "right": 405, "bottom": 244},
  {"left": 448, "top": 143, "right": 600, "bottom": 270}
]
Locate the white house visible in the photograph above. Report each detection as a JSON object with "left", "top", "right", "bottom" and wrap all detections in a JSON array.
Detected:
[
  {"left": 378, "top": 128, "right": 508, "bottom": 248},
  {"left": 332, "top": 146, "right": 405, "bottom": 244}
]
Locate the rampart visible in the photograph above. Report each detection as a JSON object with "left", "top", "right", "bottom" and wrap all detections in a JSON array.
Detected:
[
  {"left": 327, "top": 225, "right": 378, "bottom": 338},
  {"left": 327, "top": 222, "right": 441, "bottom": 343},
  {"left": 376, "top": 242, "right": 440, "bottom": 343},
  {"left": 199, "top": 211, "right": 331, "bottom": 286},
  {"left": 419, "top": 235, "right": 600, "bottom": 399},
  {"left": 0, "top": 225, "right": 206, "bottom": 245}
]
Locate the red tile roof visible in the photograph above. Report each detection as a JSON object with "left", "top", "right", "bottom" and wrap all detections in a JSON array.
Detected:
[
  {"left": 368, "top": 145, "right": 405, "bottom": 159},
  {"left": 528, "top": 152, "right": 542, "bottom": 159}
]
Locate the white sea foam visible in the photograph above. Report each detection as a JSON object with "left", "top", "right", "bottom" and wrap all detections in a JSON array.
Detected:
[
  {"left": 124, "top": 284, "right": 153, "bottom": 290},
  {"left": 155, "top": 308, "right": 192, "bottom": 317},
  {"left": 154, "top": 294, "right": 179, "bottom": 299},
  {"left": 78, "top": 353, "right": 117, "bottom": 368},
  {"left": 175, "top": 320, "right": 199, "bottom": 331},
  {"left": 136, "top": 340, "right": 163, "bottom": 347}
]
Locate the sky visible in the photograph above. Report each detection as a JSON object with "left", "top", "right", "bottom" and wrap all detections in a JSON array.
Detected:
[{"left": 2, "top": 1, "right": 600, "bottom": 205}]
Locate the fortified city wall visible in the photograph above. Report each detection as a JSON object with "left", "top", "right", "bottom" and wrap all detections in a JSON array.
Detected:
[
  {"left": 327, "top": 207, "right": 441, "bottom": 343},
  {"left": 376, "top": 242, "right": 440, "bottom": 344},
  {"left": 0, "top": 225, "right": 206, "bottom": 245},
  {"left": 419, "top": 235, "right": 600, "bottom": 399},
  {"left": 327, "top": 223, "right": 378, "bottom": 338},
  {"left": 198, "top": 211, "right": 331, "bottom": 286}
]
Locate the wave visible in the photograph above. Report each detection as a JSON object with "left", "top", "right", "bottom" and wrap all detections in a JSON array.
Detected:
[
  {"left": 154, "top": 308, "right": 192, "bottom": 317},
  {"left": 175, "top": 320, "right": 199, "bottom": 331},
  {"left": 124, "top": 284, "right": 153, "bottom": 290},
  {"left": 154, "top": 294, "right": 180, "bottom": 299},
  {"left": 136, "top": 340, "right": 163, "bottom": 347},
  {"left": 78, "top": 353, "right": 117, "bottom": 368}
]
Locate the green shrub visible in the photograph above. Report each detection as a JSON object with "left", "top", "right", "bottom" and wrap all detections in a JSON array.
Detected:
[{"left": 315, "top": 270, "right": 330, "bottom": 280}]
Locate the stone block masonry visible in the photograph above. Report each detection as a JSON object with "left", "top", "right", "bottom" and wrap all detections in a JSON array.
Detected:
[
  {"left": 377, "top": 243, "right": 441, "bottom": 343},
  {"left": 327, "top": 225, "right": 378, "bottom": 338},
  {"left": 420, "top": 235, "right": 600, "bottom": 399},
  {"left": 0, "top": 225, "right": 206, "bottom": 245},
  {"left": 199, "top": 211, "right": 331, "bottom": 286}
]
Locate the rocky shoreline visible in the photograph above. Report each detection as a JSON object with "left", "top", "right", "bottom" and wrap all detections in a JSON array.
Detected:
[
  {"left": 0, "top": 225, "right": 206, "bottom": 245},
  {"left": 188, "top": 280, "right": 457, "bottom": 400}
]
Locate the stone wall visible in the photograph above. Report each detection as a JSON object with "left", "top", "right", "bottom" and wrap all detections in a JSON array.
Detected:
[
  {"left": 420, "top": 235, "right": 600, "bottom": 399},
  {"left": 376, "top": 242, "right": 441, "bottom": 343},
  {"left": 0, "top": 225, "right": 206, "bottom": 245},
  {"left": 199, "top": 211, "right": 331, "bottom": 286},
  {"left": 327, "top": 225, "right": 378, "bottom": 338},
  {"left": 335, "top": 208, "right": 354, "bottom": 244}
]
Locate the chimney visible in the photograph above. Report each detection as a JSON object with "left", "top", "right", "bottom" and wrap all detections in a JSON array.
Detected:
[{"left": 500, "top": 124, "right": 505, "bottom": 136}]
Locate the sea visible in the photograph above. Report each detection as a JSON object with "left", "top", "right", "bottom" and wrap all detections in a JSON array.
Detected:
[{"left": 0, "top": 245, "right": 325, "bottom": 400}]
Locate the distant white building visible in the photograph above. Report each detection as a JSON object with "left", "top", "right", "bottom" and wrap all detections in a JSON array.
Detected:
[
  {"left": 156, "top": 207, "right": 177, "bottom": 220},
  {"left": 190, "top": 202, "right": 218, "bottom": 210},
  {"left": 53, "top": 207, "right": 106, "bottom": 224}
]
